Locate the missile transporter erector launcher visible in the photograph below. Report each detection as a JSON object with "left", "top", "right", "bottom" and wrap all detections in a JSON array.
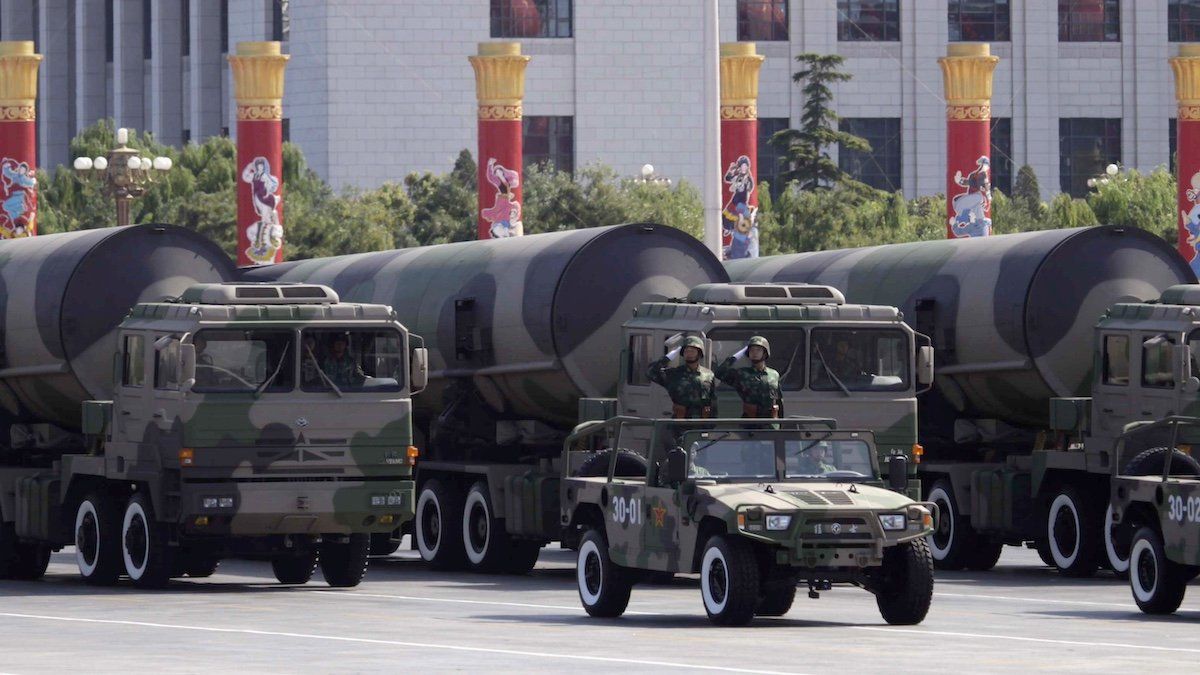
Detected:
[
  {"left": 727, "top": 225, "right": 1199, "bottom": 577},
  {"left": 0, "top": 226, "right": 423, "bottom": 588}
]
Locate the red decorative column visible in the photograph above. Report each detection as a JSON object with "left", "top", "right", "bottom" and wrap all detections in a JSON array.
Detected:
[
  {"left": 0, "top": 41, "right": 42, "bottom": 238},
  {"left": 470, "top": 42, "right": 530, "bottom": 239},
  {"left": 228, "top": 41, "right": 289, "bottom": 266},
  {"left": 719, "top": 42, "right": 764, "bottom": 260},
  {"left": 939, "top": 43, "right": 999, "bottom": 239},
  {"left": 1172, "top": 44, "right": 1200, "bottom": 275}
]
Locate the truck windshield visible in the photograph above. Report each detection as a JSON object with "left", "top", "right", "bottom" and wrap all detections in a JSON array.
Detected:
[
  {"left": 690, "top": 438, "right": 776, "bottom": 480},
  {"left": 301, "top": 328, "right": 405, "bottom": 393},
  {"left": 810, "top": 328, "right": 909, "bottom": 392},
  {"left": 192, "top": 329, "right": 294, "bottom": 393},
  {"left": 784, "top": 439, "right": 875, "bottom": 479}
]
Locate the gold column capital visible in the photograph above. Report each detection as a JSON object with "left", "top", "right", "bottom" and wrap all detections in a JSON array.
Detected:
[
  {"left": 0, "top": 41, "right": 42, "bottom": 121},
  {"left": 228, "top": 41, "right": 289, "bottom": 120},
  {"left": 720, "top": 42, "right": 764, "bottom": 120},
  {"left": 939, "top": 43, "right": 999, "bottom": 120},
  {"left": 469, "top": 42, "right": 531, "bottom": 119},
  {"left": 1172, "top": 44, "right": 1200, "bottom": 118}
]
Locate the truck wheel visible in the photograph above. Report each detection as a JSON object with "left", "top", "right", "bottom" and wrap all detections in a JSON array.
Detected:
[
  {"left": 272, "top": 551, "right": 318, "bottom": 584},
  {"left": 1129, "top": 526, "right": 1190, "bottom": 614},
  {"left": 875, "top": 539, "right": 934, "bottom": 625},
  {"left": 415, "top": 479, "right": 466, "bottom": 569},
  {"left": 1103, "top": 503, "right": 1132, "bottom": 578},
  {"left": 576, "top": 529, "right": 632, "bottom": 618},
  {"left": 700, "top": 535, "right": 760, "bottom": 626},
  {"left": 184, "top": 557, "right": 221, "bottom": 578},
  {"left": 1046, "top": 485, "right": 1101, "bottom": 578},
  {"left": 926, "top": 479, "right": 974, "bottom": 570},
  {"left": 75, "top": 491, "right": 123, "bottom": 586},
  {"left": 10, "top": 543, "right": 51, "bottom": 580},
  {"left": 370, "top": 531, "right": 402, "bottom": 557},
  {"left": 755, "top": 579, "right": 798, "bottom": 617},
  {"left": 463, "top": 481, "right": 526, "bottom": 573},
  {"left": 964, "top": 540, "right": 1004, "bottom": 571},
  {"left": 503, "top": 540, "right": 541, "bottom": 575},
  {"left": 122, "top": 492, "right": 174, "bottom": 589},
  {"left": 1034, "top": 539, "right": 1054, "bottom": 567},
  {"left": 320, "top": 533, "right": 370, "bottom": 587}
]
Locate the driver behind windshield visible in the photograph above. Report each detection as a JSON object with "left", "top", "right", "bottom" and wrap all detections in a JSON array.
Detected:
[
  {"left": 321, "top": 335, "right": 366, "bottom": 387},
  {"left": 792, "top": 442, "right": 837, "bottom": 475}
]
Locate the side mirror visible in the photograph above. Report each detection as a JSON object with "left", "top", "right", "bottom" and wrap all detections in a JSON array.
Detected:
[
  {"left": 888, "top": 455, "right": 908, "bottom": 492},
  {"left": 1186, "top": 377, "right": 1200, "bottom": 395},
  {"left": 663, "top": 446, "right": 689, "bottom": 485},
  {"left": 1173, "top": 343, "right": 1191, "bottom": 387},
  {"left": 917, "top": 345, "right": 934, "bottom": 385},
  {"left": 410, "top": 347, "right": 429, "bottom": 394},
  {"left": 180, "top": 343, "right": 196, "bottom": 393}
]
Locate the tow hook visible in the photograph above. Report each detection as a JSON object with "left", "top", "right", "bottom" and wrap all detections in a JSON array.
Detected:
[{"left": 808, "top": 579, "right": 832, "bottom": 599}]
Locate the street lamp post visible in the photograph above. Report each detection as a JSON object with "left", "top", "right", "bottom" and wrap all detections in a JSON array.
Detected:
[{"left": 72, "top": 127, "right": 172, "bottom": 227}]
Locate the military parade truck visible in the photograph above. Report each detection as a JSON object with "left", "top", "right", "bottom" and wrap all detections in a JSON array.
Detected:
[
  {"left": 0, "top": 225, "right": 423, "bottom": 588},
  {"left": 728, "top": 226, "right": 1198, "bottom": 577},
  {"left": 247, "top": 223, "right": 929, "bottom": 580},
  {"left": 561, "top": 417, "right": 936, "bottom": 626}
]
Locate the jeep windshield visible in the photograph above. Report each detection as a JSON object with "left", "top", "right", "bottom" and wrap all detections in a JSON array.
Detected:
[{"left": 685, "top": 431, "right": 877, "bottom": 482}]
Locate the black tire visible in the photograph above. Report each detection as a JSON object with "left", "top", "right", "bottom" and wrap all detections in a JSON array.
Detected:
[
  {"left": 462, "top": 481, "right": 509, "bottom": 573},
  {"left": 272, "top": 551, "right": 318, "bottom": 584},
  {"left": 10, "top": 543, "right": 51, "bottom": 580},
  {"left": 755, "top": 579, "right": 798, "bottom": 617},
  {"left": 184, "top": 557, "right": 221, "bottom": 578},
  {"left": 415, "top": 478, "right": 466, "bottom": 570},
  {"left": 576, "top": 529, "right": 632, "bottom": 618},
  {"left": 875, "top": 539, "right": 935, "bottom": 625},
  {"left": 1034, "top": 539, "right": 1055, "bottom": 567},
  {"left": 577, "top": 450, "right": 648, "bottom": 479},
  {"left": 75, "top": 491, "right": 123, "bottom": 586},
  {"left": 370, "top": 531, "right": 402, "bottom": 557},
  {"left": 1129, "top": 526, "right": 1190, "bottom": 614},
  {"left": 122, "top": 492, "right": 175, "bottom": 589},
  {"left": 1123, "top": 447, "right": 1200, "bottom": 477},
  {"left": 700, "top": 535, "right": 760, "bottom": 626},
  {"left": 1046, "top": 484, "right": 1102, "bottom": 578},
  {"left": 503, "top": 540, "right": 542, "bottom": 575},
  {"left": 926, "top": 479, "right": 975, "bottom": 571},
  {"left": 320, "top": 534, "right": 370, "bottom": 588},
  {"left": 963, "top": 540, "right": 1004, "bottom": 571}
]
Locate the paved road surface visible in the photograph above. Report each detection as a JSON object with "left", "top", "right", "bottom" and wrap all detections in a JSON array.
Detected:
[{"left": 1, "top": 544, "right": 1197, "bottom": 673}]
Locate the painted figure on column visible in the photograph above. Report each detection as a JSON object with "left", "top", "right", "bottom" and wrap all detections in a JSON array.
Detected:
[
  {"left": 949, "top": 156, "right": 992, "bottom": 238},
  {"left": 1182, "top": 171, "right": 1200, "bottom": 275},
  {"left": 722, "top": 155, "right": 758, "bottom": 259},
  {"left": 242, "top": 156, "right": 283, "bottom": 264},
  {"left": 0, "top": 158, "right": 36, "bottom": 238},
  {"left": 481, "top": 158, "right": 523, "bottom": 238}
]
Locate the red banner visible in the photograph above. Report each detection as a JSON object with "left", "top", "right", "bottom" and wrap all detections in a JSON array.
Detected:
[
  {"left": 236, "top": 118, "right": 284, "bottom": 266},
  {"left": 720, "top": 116, "right": 758, "bottom": 259},
  {"left": 0, "top": 118, "right": 37, "bottom": 238},
  {"left": 477, "top": 117, "right": 523, "bottom": 239},
  {"left": 945, "top": 115, "right": 992, "bottom": 239},
  {"left": 1179, "top": 117, "right": 1200, "bottom": 276}
]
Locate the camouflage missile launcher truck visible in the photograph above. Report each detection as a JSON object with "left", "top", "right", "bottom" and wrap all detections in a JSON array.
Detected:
[
  {"left": 561, "top": 417, "right": 936, "bottom": 626},
  {"left": 0, "top": 226, "right": 423, "bottom": 588},
  {"left": 728, "top": 225, "right": 1198, "bottom": 577},
  {"left": 245, "top": 224, "right": 928, "bottom": 579}
]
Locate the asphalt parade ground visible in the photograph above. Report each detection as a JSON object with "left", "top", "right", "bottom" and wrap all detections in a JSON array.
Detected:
[{"left": 1, "top": 544, "right": 1198, "bottom": 673}]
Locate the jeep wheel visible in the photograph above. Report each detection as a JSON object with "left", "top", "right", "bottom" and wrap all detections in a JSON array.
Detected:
[
  {"left": 122, "top": 492, "right": 175, "bottom": 589},
  {"left": 272, "top": 551, "right": 318, "bottom": 584},
  {"left": 320, "top": 534, "right": 370, "bottom": 588},
  {"left": 755, "top": 578, "right": 798, "bottom": 617},
  {"left": 0, "top": 510, "right": 49, "bottom": 581},
  {"left": 75, "top": 491, "right": 122, "bottom": 586},
  {"left": 1130, "top": 526, "right": 1191, "bottom": 614},
  {"left": 1046, "top": 485, "right": 1101, "bottom": 577},
  {"left": 963, "top": 540, "right": 1004, "bottom": 571},
  {"left": 700, "top": 535, "right": 760, "bottom": 626},
  {"left": 184, "top": 556, "right": 221, "bottom": 578},
  {"left": 415, "top": 479, "right": 466, "bottom": 569},
  {"left": 370, "top": 531, "right": 402, "bottom": 557},
  {"left": 926, "top": 479, "right": 975, "bottom": 570},
  {"left": 874, "top": 539, "right": 934, "bottom": 625},
  {"left": 577, "top": 529, "right": 632, "bottom": 618}
]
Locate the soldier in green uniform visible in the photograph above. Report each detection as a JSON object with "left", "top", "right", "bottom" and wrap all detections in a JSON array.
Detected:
[
  {"left": 716, "top": 335, "right": 784, "bottom": 418},
  {"left": 646, "top": 335, "right": 716, "bottom": 419}
]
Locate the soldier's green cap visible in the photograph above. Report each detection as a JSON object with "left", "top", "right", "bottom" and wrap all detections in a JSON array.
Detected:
[
  {"left": 748, "top": 335, "right": 770, "bottom": 357},
  {"left": 682, "top": 336, "right": 705, "bottom": 353}
]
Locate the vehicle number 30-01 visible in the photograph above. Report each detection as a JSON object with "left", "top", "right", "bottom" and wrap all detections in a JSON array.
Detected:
[
  {"left": 1167, "top": 494, "right": 1200, "bottom": 523},
  {"left": 611, "top": 496, "right": 641, "bottom": 525}
]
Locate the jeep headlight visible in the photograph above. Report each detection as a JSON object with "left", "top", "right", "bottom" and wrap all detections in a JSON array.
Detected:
[
  {"left": 765, "top": 515, "right": 792, "bottom": 531},
  {"left": 878, "top": 514, "right": 906, "bottom": 531}
]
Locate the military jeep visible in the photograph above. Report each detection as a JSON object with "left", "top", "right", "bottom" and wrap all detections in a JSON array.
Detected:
[{"left": 560, "top": 417, "right": 937, "bottom": 626}]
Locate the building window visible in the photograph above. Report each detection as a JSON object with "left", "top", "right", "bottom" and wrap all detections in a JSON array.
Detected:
[
  {"left": 282, "top": 118, "right": 290, "bottom": 144},
  {"left": 1059, "top": 118, "right": 1121, "bottom": 197},
  {"left": 737, "top": 0, "right": 788, "bottom": 41},
  {"left": 523, "top": 116, "right": 574, "bottom": 174},
  {"left": 491, "top": 0, "right": 572, "bottom": 39},
  {"left": 182, "top": 0, "right": 190, "bottom": 56},
  {"left": 1170, "top": 0, "right": 1200, "bottom": 42},
  {"left": 990, "top": 117, "right": 1012, "bottom": 195},
  {"left": 272, "top": 0, "right": 289, "bottom": 42},
  {"left": 220, "top": 0, "right": 228, "bottom": 53},
  {"left": 948, "top": 0, "right": 1011, "bottom": 42},
  {"left": 1059, "top": 0, "right": 1120, "bottom": 42},
  {"left": 838, "top": 1, "right": 900, "bottom": 42},
  {"left": 105, "top": 0, "right": 114, "bottom": 63},
  {"left": 143, "top": 0, "right": 152, "bottom": 59},
  {"left": 182, "top": 128, "right": 191, "bottom": 145},
  {"left": 1171, "top": 118, "right": 1178, "bottom": 172},
  {"left": 839, "top": 118, "right": 902, "bottom": 192},
  {"left": 757, "top": 117, "right": 789, "bottom": 199}
]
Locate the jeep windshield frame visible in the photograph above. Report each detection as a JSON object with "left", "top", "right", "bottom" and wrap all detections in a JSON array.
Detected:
[{"left": 679, "top": 428, "right": 880, "bottom": 483}]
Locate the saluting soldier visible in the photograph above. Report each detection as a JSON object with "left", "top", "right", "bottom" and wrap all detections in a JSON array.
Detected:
[
  {"left": 646, "top": 335, "right": 716, "bottom": 419},
  {"left": 715, "top": 335, "right": 784, "bottom": 419}
]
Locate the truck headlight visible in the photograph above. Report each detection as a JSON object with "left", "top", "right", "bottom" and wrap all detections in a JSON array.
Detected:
[
  {"left": 878, "top": 514, "right": 906, "bottom": 531},
  {"left": 370, "top": 495, "right": 387, "bottom": 507},
  {"left": 765, "top": 515, "right": 792, "bottom": 531},
  {"left": 202, "top": 496, "right": 234, "bottom": 509}
]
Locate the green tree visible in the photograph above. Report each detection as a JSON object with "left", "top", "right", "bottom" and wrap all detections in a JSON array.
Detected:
[{"left": 1012, "top": 164, "right": 1042, "bottom": 215}]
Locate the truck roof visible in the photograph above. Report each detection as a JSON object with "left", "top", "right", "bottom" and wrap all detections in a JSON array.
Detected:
[
  {"left": 630, "top": 300, "right": 903, "bottom": 326},
  {"left": 123, "top": 299, "right": 398, "bottom": 330},
  {"left": 1101, "top": 302, "right": 1199, "bottom": 332}
]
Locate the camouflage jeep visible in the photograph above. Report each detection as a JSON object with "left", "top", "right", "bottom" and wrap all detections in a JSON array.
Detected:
[{"left": 560, "top": 417, "right": 937, "bottom": 626}]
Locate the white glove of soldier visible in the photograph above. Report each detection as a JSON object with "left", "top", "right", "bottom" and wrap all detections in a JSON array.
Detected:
[
  {"left": 666, "top": 346, "right": 682, "bottom": 361},
  {"left": 733, "top": 345, "right": 749, "bottom": 360}
]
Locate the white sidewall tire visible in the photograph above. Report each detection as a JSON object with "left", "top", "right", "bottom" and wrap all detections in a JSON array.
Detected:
[
  {"left": 701, "top": 544, "right": 729, "bottom": 615},
  {"left": 1104, "top": 503, "right": 1130, "bottom": 574},
  {"left": 462, "top": 487, "right": 491, "bottom": 565},
  {"left": 122, "top": 499, "right": 150, "bottom": 581},
  {"left": 1130, "top": 537, "right": 1158, "bottom": 604},
  {"left": 577, "top": 539, "right": 604, "bottom": 607},
  {"left": 75, "top": 500, "right": 100, "bottom": 577},
  {"left": 1048, "top": 493, "right": 1081, "bottom": 569},
  {"left": 927, "top": 486, "right": 955, "bottom": 560},
  {"left": 415, "top": 487, "right": 441, "bottom": 562}
]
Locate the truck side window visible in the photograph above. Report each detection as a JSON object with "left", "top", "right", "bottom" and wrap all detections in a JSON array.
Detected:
[
  {"left": 1141, "top": 334, "right": 1176, "bottom": 389},
  {"left": 1102, "top": 334, "right": 1129, "bottom": 386},
  {"left": 627, "top": 334, "right": 652, "bottom": 386},
  {"left": 155, "top": 337, "right": 181, "bottom": 390},
  {"left": 122, "top": 334, "right": 146, "bottom": 388}
]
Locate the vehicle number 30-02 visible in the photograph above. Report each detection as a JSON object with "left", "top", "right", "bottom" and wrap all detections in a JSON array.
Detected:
[
  {"left": 1167, "top": 494, "right": 1200, "bottom": 523},
  {"left": 611, "top": 496, "right": 641, "bottom": 525}
]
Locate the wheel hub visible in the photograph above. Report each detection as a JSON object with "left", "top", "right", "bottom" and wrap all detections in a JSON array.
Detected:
[
  {"left": 584, "top": 551, "right": 602, "bottom": 595},
  {"left": 710, "top": 558, "right": 727, "bottom": 604},
  {"left": 421, "top": 504, "right": 440, "bottom": 548},
  {"left": 1136, "top": 549, "right": 1156, "bottom": 594},
  {"left": 77, "top": 512, "right": 98, "bottom": 565},
  {"left": 469, "top": 505, "right": 488, "bottom": 551},
  {"left": 1053, "top": 506, "right": 1078, "bottom": 558},
  {"left": 125, "top": 513, "right": 148, "bottom": 570}
]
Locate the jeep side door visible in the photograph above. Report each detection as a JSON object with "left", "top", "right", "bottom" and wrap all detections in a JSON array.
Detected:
[{"left": 603, "top": 423, "right": 652, "bottom": 568}]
